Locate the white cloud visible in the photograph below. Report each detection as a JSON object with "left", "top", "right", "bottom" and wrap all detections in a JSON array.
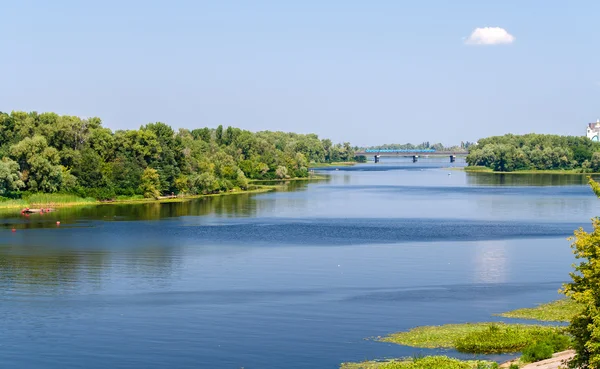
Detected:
[{"left": 464, "top": 27, "right": 515, "bottom": 45}]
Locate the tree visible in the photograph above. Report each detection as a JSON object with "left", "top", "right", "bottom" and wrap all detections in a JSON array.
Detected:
[
  {"left": 139, "top": 168, "right": 161, "bottom": 199},
  {"left": 562, "top": 177, "right": 600, "bottom": 368},
  {"left": 0, "top": 110, "right": 356, "bottom": 199},
  {"left": 0, "top": 157, "right": 24, "bottom": 194},
  {"left": 275, "top": 165, "right": 289, "bottom": 179},
  {"left": 10, "top": 136, "right": 64, "bottom": 192},
  {"left": 215, "top": 125, "right": 223, "bottom": 145},
  {"left": 190, "top": 172, "right": 218, "bottom": 194}
]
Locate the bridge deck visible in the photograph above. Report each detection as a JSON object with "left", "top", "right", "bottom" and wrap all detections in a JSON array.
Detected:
[{"left": 355, "top": 151, "right": 468, "bottom": 156}]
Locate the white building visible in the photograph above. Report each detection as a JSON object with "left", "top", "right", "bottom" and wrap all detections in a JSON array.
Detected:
[{"left": 587, "top": 119, "right": 600, "bottom": 141}]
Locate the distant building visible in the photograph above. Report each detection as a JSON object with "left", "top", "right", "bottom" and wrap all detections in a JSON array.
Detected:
[{"left": 587, "top": 119, "right": 600, "bottom": 141}]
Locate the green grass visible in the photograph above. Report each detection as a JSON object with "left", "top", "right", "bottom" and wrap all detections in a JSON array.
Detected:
[
  {"left": 24, "top": 193, "right": 96, "bottom": 206},
  {"left": 380, "top": 323, "right": 566, "bottom": 354},
  {"left": 498, "top": 299, "right": 581, "bottom": 322},
  {"left": 249, "top": 175, "right": 328, "bottom": 182},
  {"left": 463, "top": 166, "right": 493, "bottom": 172},
  {"left": 309, "top": 162, "right": 357, "bottom": 168},
  {"left": 340, "top": 356, "right": 498, "bottom": 369},
  {"left": 115, "top": 195, "right": 145, "bottom": 201},
  {"left": 463, "top": 166, "right": 600, "bottom": 175},
  {"left": 0, "top": 198, "right": 29, "bottom": 209}
]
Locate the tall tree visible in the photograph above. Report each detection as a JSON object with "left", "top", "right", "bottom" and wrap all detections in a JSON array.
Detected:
[{"left": 562, "top": 177, "right": 600, "bottom": 368}]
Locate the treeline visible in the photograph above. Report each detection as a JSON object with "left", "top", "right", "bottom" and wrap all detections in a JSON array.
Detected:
[
  {"left": 0, "top": 111, "right": 356, "bottom": 199},
  {"left": 364, "top": 141, "right": 474, "bottom": 151},
  {"left": 466, "top": 134, "right": 600, "bottom": 172}
]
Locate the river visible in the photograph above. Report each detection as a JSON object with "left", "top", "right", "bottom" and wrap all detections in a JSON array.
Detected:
[{"left": 0, "top": 159, "right": 597, "bottom": 369}]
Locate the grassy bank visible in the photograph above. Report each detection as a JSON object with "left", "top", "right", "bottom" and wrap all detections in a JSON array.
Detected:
[
  {"left": 380, "top": 322, "right": 568, "bottom": 354},
  {"left": 0, "top": 186, "right": 278, "bottom": 210},
  {"left": 248, "top": 175, "right": 328, "bottom": 183},
  {"left": 498, "top": 299, "right": 580, "bottom": 322},
  {"left": 340, "top": 356, "right": 498, "bottom": 369},
  {"left": 309, "top": 162, "right": 357, "bottom": 168},
  {"left": 0, "top": 194, "right": 96, "bottom": 209},
  {"left": 463, "top": 166, "right": 600, "bottom": 175},
  {"left": 97, "top": 186, "right": 276, "bottom": 206}
]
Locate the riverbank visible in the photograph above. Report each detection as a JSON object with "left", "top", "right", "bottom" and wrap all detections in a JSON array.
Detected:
[
  {"left": 248, "top": 175, "right": 328, "bottom": 182},
  {"left": 0, "top": 186, "right": 280, "bottom": 211},
  {"left": 309, "top": 161, "right": 357, "bottom": 168},
  {"left": 461, "top": 166, "right": 600, "bottom": 175}
]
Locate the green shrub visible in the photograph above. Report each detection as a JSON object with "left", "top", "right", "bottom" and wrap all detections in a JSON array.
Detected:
[
  {"left": 532, "top": 330, "right": 570, "bottom": 352},
  {"left": 454, "top": 323, "right": 547, "bottom": 354},
  {"left": 509, "top": 364, "right": 519, "bottom": 369},
  {"left": 521, "top": 342, "right": 553, "bottom": 363}
]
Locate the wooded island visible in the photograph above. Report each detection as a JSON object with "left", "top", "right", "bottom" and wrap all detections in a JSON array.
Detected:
[{"left": 0, "top": 111, "right": 356, "bottom": 202}]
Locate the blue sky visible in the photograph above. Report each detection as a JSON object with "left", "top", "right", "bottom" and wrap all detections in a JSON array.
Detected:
[{"left": 2, "top": 0, "right": 599, "bottom": 146}]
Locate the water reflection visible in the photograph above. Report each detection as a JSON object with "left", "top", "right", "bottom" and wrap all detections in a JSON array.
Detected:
[
  {"left": 473, "top": 241, "right": 509, "bottom": 284},
  {"left": 467, "top": 172, "right": 600, "bottom": 186},
  {"left": 0, "top": 181, "right": 328, "bottom": 230}
]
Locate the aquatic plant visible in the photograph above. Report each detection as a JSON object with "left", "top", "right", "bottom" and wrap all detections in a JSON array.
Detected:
[
  {"left": 499, "top": 299, "right": 581, "bottom": 322},
  {"left": 381, "top": 322, "right": 567, "bottom": 354},
  {"left": 340, "top": 356, "right": 498, "bottom": 369}
]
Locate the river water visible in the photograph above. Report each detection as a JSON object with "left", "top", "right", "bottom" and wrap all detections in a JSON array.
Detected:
[{"left": 0, "top": 160, "right": 597, "bottom": 369}]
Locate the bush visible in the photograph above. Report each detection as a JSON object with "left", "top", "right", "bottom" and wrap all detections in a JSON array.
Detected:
[
  {"left": 509, "top": 364, "right": 519, "bottom": 369},
  {"left": 454, "top": 324, "right": 538, "bottom": 354},
  {"left": 532, "top": 330, "right": 570, "bottom": 352},
  {"left": 521, "top": 342, "right": 553, "bottom": 363}
]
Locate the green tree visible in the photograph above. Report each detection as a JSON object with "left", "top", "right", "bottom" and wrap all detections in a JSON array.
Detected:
[
  {"left": 0, "top": 110, "right": 355, "bottom": 198},
  {"left": 0, "top": 157, "right": 24, "bottom": 194},
  {"left": 10, "top": 136, "right": 64, "bottom": 192},
  {"left": 139, "top": 167, "right": 161, "bottom": 199},
  {"left": 215, "top": 125, "right": 223, "bottom": 145},
  {"left": 562, "top": 177, "right": 600, "bottom": 368}
]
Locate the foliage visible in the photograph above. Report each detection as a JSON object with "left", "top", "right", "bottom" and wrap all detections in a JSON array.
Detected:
[
  {"left": 140, "top": 168, "right": 161, "bottom": 199},
  {"left": 521, "top": 342, "right": 553, "bottom": 363},
  {"left": 381, "top": 322, "right": 566, "bottom": 354},
  {"left": 454, "top": 324, "right": 568, "bottom": 354},
  {"left": 0, "top": 111, "right": 354, "bottom": 200},
  {"left": 0, "top": 157, "right": 24, "bottom": 194},
  {"left": 466, "top": 134, "right": 600, "bottom": 172},
  {"left": 509, "top": 364, "right": 519, "bottom": 369},
  {"left": 561, "top": 177, "right": 600, "bottom": 368},
  {"left": 340, "top": 356, "right": 498, "bottom": 369},
  {"left": 499, "top": 299, "right": 582, "bottom": 322}
]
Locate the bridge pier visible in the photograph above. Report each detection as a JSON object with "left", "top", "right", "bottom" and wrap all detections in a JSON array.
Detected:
[
  {"left": 412, "top": 155, "right": 418, "bottom": 163},
  {"left": 450, "top": 155, "right": 456, "bottom": 163}
]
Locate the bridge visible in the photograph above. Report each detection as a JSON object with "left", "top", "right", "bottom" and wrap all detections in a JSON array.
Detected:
[{"left": 354, "top": 149, "right": 469, "bottom": 163}]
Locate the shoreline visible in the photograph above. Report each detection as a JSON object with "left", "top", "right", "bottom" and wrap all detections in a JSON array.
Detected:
[
  {"left": 0, "top": 186, "right": 278, "bottom": 211},
  {"left": 459, "top": 167, "right": 600, "bottom": 175},
  {"left": 0, "top": 174, "right": 332, "bottom": 212},
  {"left": 309, "top": 162, "right": 357, "bottom": 168},
  {"left": 248, "top": 175, "right": 329, "bottom": 182}
]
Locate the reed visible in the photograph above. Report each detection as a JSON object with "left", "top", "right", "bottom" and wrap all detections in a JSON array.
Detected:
[{"left": 24, "top": 193, "right": 96, "bottom": 206}]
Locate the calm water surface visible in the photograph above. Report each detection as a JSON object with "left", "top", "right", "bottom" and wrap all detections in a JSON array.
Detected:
[{"left": 1, "top": 160, "right": 598, "bottom": 369}]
